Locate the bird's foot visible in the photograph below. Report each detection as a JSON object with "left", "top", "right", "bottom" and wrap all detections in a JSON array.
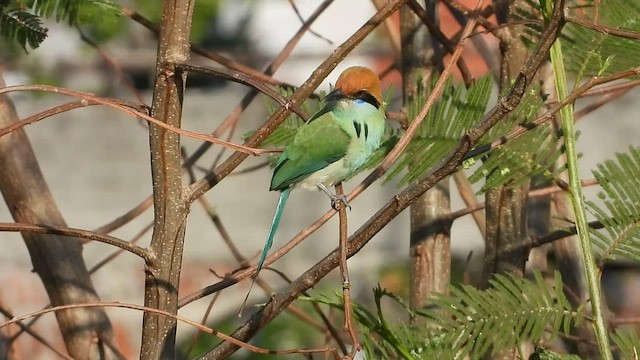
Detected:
[
  {"left": 330, "top": 194, "right": 351, "bottom": 211},
  {"left": 317, "top": 183, "right": 351, "bottom": 211}
]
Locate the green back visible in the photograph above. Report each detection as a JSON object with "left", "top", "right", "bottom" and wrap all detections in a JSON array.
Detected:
[{"left": 270, "top": 109, "right": 350, "bottom": 191}]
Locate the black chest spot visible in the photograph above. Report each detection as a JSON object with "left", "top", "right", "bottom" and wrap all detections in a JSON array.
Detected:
[{"left": 352, "top": 120, "right": 370, "bottom": 140}]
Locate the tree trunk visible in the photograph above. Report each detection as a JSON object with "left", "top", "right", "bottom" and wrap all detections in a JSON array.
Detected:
[
  {"left": 139, "top": 0, "right": 195, "bottom": 358},
  {"left": 401, "top": 1, "right": 452, "bottom": 319},
  {"left": 483, "top": 0, "right": 536, "bottom": 358},
  {"left": 0, "top": 73, "right": 116, "bottom": 360}
]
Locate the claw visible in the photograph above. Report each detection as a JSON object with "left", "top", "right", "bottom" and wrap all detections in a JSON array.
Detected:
[
  {"left": 317, "top": 183, "right": 351, "bottom": 211},
  {"left": 330, "top": 194, "right": 351, "bottom": 211}
]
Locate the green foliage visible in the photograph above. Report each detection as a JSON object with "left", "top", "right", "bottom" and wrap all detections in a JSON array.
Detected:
[
  {"left": 611, "top": 328, "right": 640, "bottom": 359},
  {"left": 512, "top": 0, "right": 640, "bottom": 79},
  {"left": 467, "top": 85, "right": 562, "bottom": 193},
  {"left": 24, "top": 0, "right": 120, "bottom": 25},
  {"left": 309, "top": 287, "right": 423, "bottom": 360},
  {"left": 382, "top": 73, "right": 560, "bottom": 193},
  {"left": 0, "top": 9, "right": 46, "bottom": 51},
  {"left": 385, "top": 74, "right": 492, "bottom": 186},
  {"left": 421, "top": 272, "right": 578, "bottom": 359},
  {"left": 587, "top": 146, "right": 640, "bottom": 266},
  {"left": 563, "top": 0, "right": 640, "bottom": 79},
  {"left": 259, "top": 88, "right": 321, "bottom": 149},
  {"left": 176, "top": 309, "right": 320, "bottom": 359},
  {"left": 529, "top": 346, "right": 582, "bottom": 360},
  {"left": 311, "top": 273, "right": 580, "bottom": 359},
  {"left": 0, "top": 0, "right": 120, "bottom": 51}
]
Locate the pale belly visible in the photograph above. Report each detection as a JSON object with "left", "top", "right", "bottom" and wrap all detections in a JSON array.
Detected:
[{"left": 295, "top": 159, "right": 350, "bottom": 191}]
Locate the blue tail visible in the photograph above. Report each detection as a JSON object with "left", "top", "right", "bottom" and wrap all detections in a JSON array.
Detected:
[{"left": 239, "top": 187, "right": 291, "bottom": 316}]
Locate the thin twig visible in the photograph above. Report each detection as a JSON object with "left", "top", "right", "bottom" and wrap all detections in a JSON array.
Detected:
[
  {"left": 0, "top": 304, "right": 73, "bottom": 360},
  {"left": 0, "top": 85, "right": 271, "bottom": 155},
  {"left": 445, "top": 178, "right": 599, "bottom": 222},
  {"left": 89, "top": 222, "right": 153, "bottom": 274},
  {"left": 567, "top": 16, "right": 640, "bottom": 40},
  {"left": 78, "top": 28, "right": 146, "bottom": 104},
  {"left": 0, "top": 100, "right": 100, "bottom": 136},
  {"left": 335, "top": 183, "right": 358, "bottom": 357},
  {"left": 580, "top": 79, "right": 640, "bottom": 97},
  {"left": 575, "top": 90, "right": 629, "bottom": 120},
  {"left": 0, "top": 301, "right": 340, "bottom": 358},
  {"left": 0, "top": 222, "right": 149, "bottom": 260},
  {"left": 453, "top": 171, "right": 486, "bottom": 237},
  {"left": 407, "top": 0, "right": 474, "bottom": 86},
  {"left": 186, "top": 292, "right": 221, "bottom": 358},
  {"left": 442, "top": 0, "right": 501, "bottom": 81},
  {"left": 371, "top": 0, "right": 401, "bottom": 56},
  {"left": 465, "top": 67, "right": 640, "bottom": 160},
  {"left": 182, "top": 0, "right": 333, "bottom": 169},
  {"left": 122, "top": 8, "right": 300, "bottom": 90},
  {"left": 443, "top": 0, "right": 497, "bottom": 33},
  {"left": 288, "top": 0, "right": 334, "bottom": 44},
  {"left": 175, "top": 63, "right": 309, "bottom": 121},
  {"left": 93, "top": 195, "right": 153, "bottom": 234}
]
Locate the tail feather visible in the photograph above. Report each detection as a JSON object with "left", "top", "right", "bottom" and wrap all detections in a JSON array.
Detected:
[{"left": 239, "top": 187, "right": 291, "bottom": 316}]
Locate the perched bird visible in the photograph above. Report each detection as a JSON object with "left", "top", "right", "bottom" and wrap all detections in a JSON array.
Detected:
[{"left": 240, "top": 66, "right": 386, "bottom": 313}]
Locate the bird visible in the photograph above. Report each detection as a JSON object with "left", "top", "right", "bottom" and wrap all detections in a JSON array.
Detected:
[{"left": 239, "top": 66, "right": 386, "bottom": 314}]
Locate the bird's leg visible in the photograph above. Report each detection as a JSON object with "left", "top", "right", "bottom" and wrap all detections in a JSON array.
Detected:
[{"left": 316, "top": 183, "right": 351, "bottom": 210}]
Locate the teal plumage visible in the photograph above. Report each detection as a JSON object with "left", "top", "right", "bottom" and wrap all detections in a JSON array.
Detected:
[{"left": 239, "top": 66, "right": 386, "bottom": 314}]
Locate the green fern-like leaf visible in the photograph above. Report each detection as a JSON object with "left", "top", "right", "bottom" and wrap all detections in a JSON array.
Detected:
[
  {"left": 587, "top": 146, "right": 640, "bottom": 265},
  {"left": 258, "top": 89, "right": 310, "bottom": 149},
  {"left": 0, "top": 9, "right": 47, "bottom": 51},
  {"left": 512, "top": 0, "right": 639, "bottom": 79},
  {"left": 256, "top": 87, "right": 324, "bottom": 157},
  {"left": 509, "top": 0, "right": 544, "bottom": 48},
  {"left": 385, "top": 74, "right": 493, "bottom": 186},
  {"left": 422, "top": 272, "right": 579, "bottom": 359},
  {"left": 563, "top": 0, "right": 640, "bottom": 78},
  {"left": 611, "top": 328, "right": 640, "bottom": 359},
  {"left": 529, "top": 346, "right": 582, "bottom": 360},
  {"left": 26, "top": 0, "right": 121, "bottom": 26},
  {"left": 308, "top": 288, "right": 419, "bottom": 360},
  {"left": 0, "top": 0, "right": 120, "bottom": 51},
  {"left": 468, "top": 85, "right": 562, "bottom": 193},
  {"left": 307, "top": 274, "right": 579, "bottom": 359}
]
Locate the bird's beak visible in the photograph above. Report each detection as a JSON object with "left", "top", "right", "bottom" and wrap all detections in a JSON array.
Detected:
[{"left": 324, "top": 88, "right": 345, "bottom": 102}]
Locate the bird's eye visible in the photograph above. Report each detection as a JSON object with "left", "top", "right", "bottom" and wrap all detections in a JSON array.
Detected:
[{"left": 353, "top": 90, "right": 381, "bottom": 109}]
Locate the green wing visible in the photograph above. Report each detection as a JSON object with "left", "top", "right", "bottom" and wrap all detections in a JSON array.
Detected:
[{"left": 270, "top": 111, "right": 350, "bottom": 191}]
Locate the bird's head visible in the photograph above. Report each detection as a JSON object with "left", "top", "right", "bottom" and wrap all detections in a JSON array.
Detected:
[{"left": 326, "top": 66, "right": 383, "bottom": 109}]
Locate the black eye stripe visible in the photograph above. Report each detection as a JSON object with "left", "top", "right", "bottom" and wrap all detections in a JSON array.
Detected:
[{"left": 354, "top": 90, "right": 380, "bottom": 109}]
